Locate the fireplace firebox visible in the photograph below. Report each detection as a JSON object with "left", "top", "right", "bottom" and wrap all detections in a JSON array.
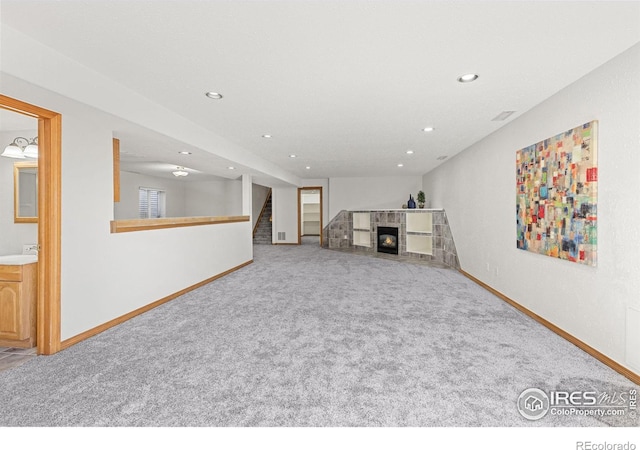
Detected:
[{"left": 377, "top": 226, "right": 399, "bottom": 255}]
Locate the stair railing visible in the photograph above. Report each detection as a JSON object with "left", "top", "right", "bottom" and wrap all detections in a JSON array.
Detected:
[{"left": 253, "top": 188, "right": 272, "bottom": 238}]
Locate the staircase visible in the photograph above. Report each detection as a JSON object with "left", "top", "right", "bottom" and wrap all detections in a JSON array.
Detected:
[{"left": 253, "top": 192, "right": 272, "bottom": 245}]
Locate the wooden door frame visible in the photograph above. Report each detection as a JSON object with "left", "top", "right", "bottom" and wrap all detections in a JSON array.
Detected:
[
  {"left": 1, "top": 95, "right": 62, "bottom": 355},
  {"left": 297, "top": 186, "right": 323, "bottom": 246}
]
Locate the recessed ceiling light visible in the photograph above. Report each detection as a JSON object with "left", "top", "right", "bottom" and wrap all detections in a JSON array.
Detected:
[
  {"left": 422, "top": 127, "right": 435, "bottom": 132},
  {"left": 289, "top": 154, "right": 297, "bottom": 158},
  {"left": 228, "top": 166, "right": 235, "bottom": 170},
  {"left": 262, "top": 134, "right": 272, "bottom": 138},
  {"left": 397, "top": 163, "right": 404, "bottom": 167},
  {"left": 305, "top": 166, "right": 311, "bottom": 170},
  {"left": 205, "top": 92, "right": 223, "bottom": 99},
  {"left": 178, "top": 151, "right": 192, "bottom": 155},
  {"left": 457, "top": 73, "right": 478, "bottom": 83},
  {"left": 406, "top": 150, "right": 414, "bottom": 154}
]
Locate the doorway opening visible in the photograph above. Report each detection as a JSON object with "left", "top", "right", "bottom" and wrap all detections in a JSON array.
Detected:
[
  {"left": 297, "top": 186, "right": 323, "bottom": 246},
  {"left": 0, "top": 95, "right": 62, "bottom": 356}
]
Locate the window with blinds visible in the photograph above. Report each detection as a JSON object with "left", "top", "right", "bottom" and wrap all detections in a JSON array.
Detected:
[{"left": 139, "top": 187, "right": 166, "bottom": 218}]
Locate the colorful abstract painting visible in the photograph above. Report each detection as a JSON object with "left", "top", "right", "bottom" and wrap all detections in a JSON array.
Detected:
[{"left": 516, "top": 121, "right": 598, "bottom": 266}]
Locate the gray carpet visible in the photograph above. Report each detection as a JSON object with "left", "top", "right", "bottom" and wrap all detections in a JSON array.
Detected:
[{"left": 0, "top": 244, "right": 638, "bottom": 427}]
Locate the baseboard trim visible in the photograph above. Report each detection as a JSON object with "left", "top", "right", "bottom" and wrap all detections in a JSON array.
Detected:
[
  {"left": 61, "top": 260, "right": 253, "bottom": 351},
  {"left": 459, "top": 269, "right": 640, "bottom": 385}
]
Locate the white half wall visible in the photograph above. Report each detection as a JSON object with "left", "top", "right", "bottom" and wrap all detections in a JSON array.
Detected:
[
  {"left": 1, "top": 74, "right": 253, "bottom": 341},
  {"left": 328, "top": 176, "right": 423, "bottom": 220},
  {"left": 422, "top": 43, "right": 640, "bottom": 373}
]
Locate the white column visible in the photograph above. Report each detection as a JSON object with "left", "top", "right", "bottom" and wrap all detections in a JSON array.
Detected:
[{"left": 241, "top": 174, "right": 252, "bottom": 217}]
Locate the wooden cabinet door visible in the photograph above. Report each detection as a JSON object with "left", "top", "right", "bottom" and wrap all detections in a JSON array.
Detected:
[{"left": 0, "top": 282, "right": 27, "bottom": 340}]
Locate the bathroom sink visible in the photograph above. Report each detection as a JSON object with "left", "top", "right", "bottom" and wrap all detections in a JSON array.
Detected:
[{"left": 0, "top": 254, "right": 38, "bottom": 265}]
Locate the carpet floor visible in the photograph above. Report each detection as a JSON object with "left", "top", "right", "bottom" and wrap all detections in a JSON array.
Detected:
[{"left": 0, "top": 244, "right": 637, "bottom": 427}]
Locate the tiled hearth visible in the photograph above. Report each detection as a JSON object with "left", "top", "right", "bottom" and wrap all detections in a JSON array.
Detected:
[{"left": 323, "top": 209, "right": 460, "bottom": 269}]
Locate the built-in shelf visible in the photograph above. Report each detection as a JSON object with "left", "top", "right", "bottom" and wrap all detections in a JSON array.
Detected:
[
  {"left": 353, "top": 212, "right": 371, "bottom": 231},
  {"left": 352, "top": 212, "right": 371, "bottom": 247},
  {"left": 302, "top": 203, "right": 321, "bottom": 236},
  {"left": 406, "top": 211, "right": 433, "bottom": 255}
]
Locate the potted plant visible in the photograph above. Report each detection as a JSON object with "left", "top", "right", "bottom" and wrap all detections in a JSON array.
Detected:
[{"left": 417, "top": 190, "right": 426, "bottom": 209}]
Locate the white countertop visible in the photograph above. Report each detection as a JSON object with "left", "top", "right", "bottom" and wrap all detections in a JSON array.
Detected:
[{"left": 0, "top": 254, "right": 38, "bottom": 265}]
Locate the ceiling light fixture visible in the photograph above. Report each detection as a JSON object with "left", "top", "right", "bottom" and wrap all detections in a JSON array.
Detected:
[
  {"left": 305, "top": 166, "right": 311, "bottom": 170},
  {"left": 457, "top": 73, "right": 479, "bottom": 83},
  {"left": 178, "top": 151, "right": 192, "bottom": 155},
  {"left": 172, "top": 166, "right": 188, "bottom": 177},
  {"left": 262, "top": 134, "right": 272, "bottom": 138},
  {"left": 406, "top": 150, "right": 414, "bottom": 154},
  {"left": 422, "top": 127, "right": 435, "bottom": 132},
  {"left": 397, "top": 163, "right": 404, "bottom": 167},
  {"left": 1, "top": 137, "right": 38, "bottom": 159},
  {"left": 205, "top": 92, "right": 223, "bottom": 99},
  {"left": 289, "top": 154, "right": 297, "bottom": 158},
  {"left": 228, "top": 166, "right": 235, "bottom": 170}
]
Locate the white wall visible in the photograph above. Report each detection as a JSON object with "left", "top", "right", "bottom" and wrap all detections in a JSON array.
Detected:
[
  {"left": 183, "top": 179, "right": 242, "bottom": 217},
  {"left": 328, "top": 176, "right": 423, "bottom": 219},
  {"left": 115, "top": 172, "right": 243, "bottom": 220},
  {"left": 271, "top": 187, "right": 299, "bottom": 244},
  {"left": 1, "top": 74, "right": 253, "bottom": 341},
  {"left": 0, "top": 130, "right": 38, "bottom": 256},
  {"left": 115, "top": 171, "right": 187, "bottom": 219},
  {"left": 422, "top": 43, "right": 640, "bottom": 373}
]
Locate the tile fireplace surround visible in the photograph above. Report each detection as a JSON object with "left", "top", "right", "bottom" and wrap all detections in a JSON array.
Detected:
[{"left": 322, "top": 209, "right": 460, "bottom": 269}]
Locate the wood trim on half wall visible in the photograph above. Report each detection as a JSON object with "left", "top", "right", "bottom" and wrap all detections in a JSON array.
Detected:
[{"left": 0, "top": 94, "right": 62, "bottom": 356}]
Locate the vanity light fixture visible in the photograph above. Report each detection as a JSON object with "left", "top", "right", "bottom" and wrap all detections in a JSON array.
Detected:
[
  {"left": 2, "top": 137, "right": 38, "bottom": 159},
  {"left": 24, "top": 137, "right": 38, "bottom": 158},
  {"left": 205, "top": 92, "right": 223, "bottom": 100},
  {"left": 457, "top": 73, "right": 479, "bottom": 83},
  {"left": 172, "top": 166, "right": 189, "bottom": 177}
]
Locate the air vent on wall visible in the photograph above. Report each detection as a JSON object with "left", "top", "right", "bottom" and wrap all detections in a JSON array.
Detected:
[
  {"left": 492, "top": 111, "right": 516, "bottom": 121},
  {"left": 278, "top": 232, "right": 286, "bottom": 241}
]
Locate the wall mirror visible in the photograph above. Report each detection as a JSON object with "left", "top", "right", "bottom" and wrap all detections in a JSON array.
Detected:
[{"left": 14, "top": 161, "right": 38, "bottom": 223}]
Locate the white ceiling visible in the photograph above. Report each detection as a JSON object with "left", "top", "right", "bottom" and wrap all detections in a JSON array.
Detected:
[{"left": 2, "top": 1, "right": 639, "bottom": 182}]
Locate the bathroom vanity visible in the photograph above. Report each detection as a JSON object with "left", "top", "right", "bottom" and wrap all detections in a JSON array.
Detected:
[{"left": 0, "top": 255, "right": 37, "bottom": 348}]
